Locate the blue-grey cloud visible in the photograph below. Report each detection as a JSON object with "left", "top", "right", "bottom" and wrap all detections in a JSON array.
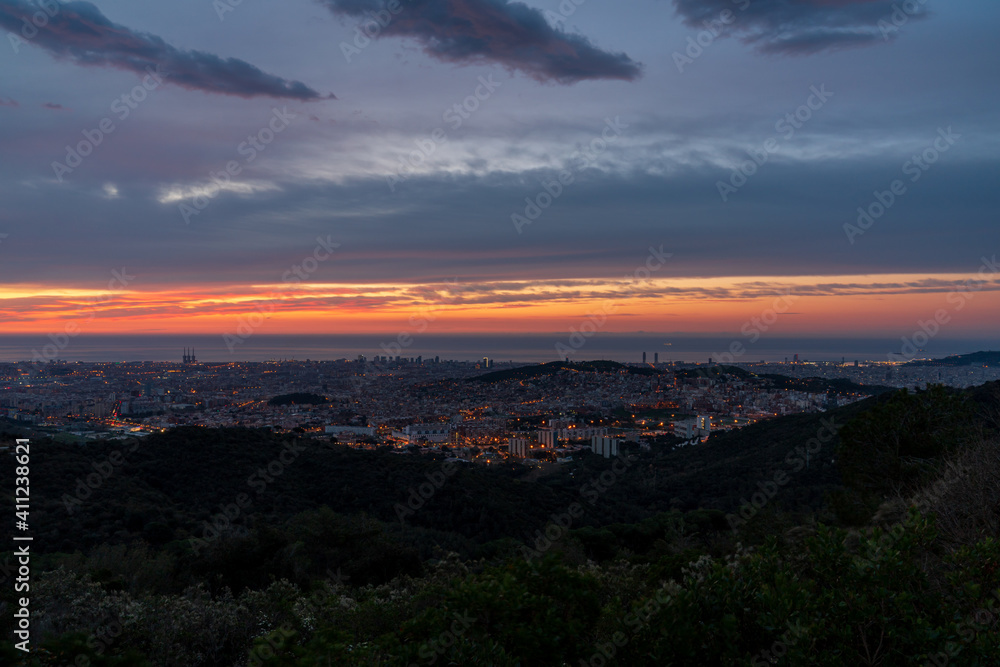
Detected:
[
  {"left": 0, "top": 0, "right": 333, "bottom": 100},
  {"left": 672, "top": 0, "right": 930, "bottom": 54},
  {"left": 321, "top": 0, "right": 642, "bottom": 83}
]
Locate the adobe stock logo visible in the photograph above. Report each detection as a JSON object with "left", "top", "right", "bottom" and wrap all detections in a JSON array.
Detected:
[
  {"left": 51, "top": 67, "right": 166, "bottom": 182},
  {"left": 845, "top": 127, "right": 960, "bottom": 245},
  {"left": 717, "top": 85, "right": 833, "bottom": 202},
  {"left": 7, "top": 0, "right": 61, "bottom": 54},
  {"left": 339, "top": 0, "right": 411, "bottom": 63},
  {"left": 512, "top": 116, "right": 628, "bottom": 234},
  {"left": 878, "top": 0, "right": 928, "bottom": 40}
]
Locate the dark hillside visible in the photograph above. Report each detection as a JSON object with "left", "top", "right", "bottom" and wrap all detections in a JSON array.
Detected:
[{"left": 13, "top": 394, "right": 884, "bottom": 560}]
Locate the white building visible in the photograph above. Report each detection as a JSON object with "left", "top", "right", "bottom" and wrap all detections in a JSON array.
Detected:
[
  {"left": 537, "top": 427, "right": 557, "bottom": 448},
  {"left": 392, "top": 423, "right": 451, "bottom": 444},
  {"left": 697, "top": 415, "right": 711, "bottom": 433},
  {"left": 537, "top": 420, "right": 607, "bottom": 447},
  {"left": 591, "top": 436, "right": 620, "bottom": 458},
  {"left": 325, "top": 425, "right": 376, "bottom": 437},
  {"left": 508, "top": 437, "right": 532, "bottom": 458}
]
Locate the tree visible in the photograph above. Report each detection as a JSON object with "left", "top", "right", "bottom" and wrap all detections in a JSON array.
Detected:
[{"left": 836, "top": 385, "right": 974, "bottom": 501}]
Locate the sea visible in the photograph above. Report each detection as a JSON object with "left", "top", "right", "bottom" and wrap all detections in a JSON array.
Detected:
[{"left": 0, "top": 334, "right": 995, "bottom": 365}]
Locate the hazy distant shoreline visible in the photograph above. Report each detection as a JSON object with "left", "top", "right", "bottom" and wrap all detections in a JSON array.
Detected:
[{"left": 0, "top": 334, "right": 993, "bottom": 365}]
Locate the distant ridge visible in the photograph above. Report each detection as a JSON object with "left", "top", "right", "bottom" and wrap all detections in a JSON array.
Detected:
[
  {"left": 470, "top": 360, "right": 661, "bottom": 383},
  {"left": 756, "top": 374, "right": 895, "bottom": 396},
  {"left": 906, "top": 350, "right": 1000, "bottom": 367}
]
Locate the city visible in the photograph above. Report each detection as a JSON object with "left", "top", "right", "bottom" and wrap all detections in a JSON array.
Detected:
[{"left": 7, "top": 351, "right": 995, "bottom": 457}]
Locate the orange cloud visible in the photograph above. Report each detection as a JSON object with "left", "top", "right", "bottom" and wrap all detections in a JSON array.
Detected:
[{"left": 1, "top": 272, "right": 998, "bottom": 337}]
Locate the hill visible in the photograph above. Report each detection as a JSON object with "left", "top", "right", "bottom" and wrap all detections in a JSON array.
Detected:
[
  {"left": 674, "top": 364, "right": 751, "bottom": 379},
  {"left": 10, "top": 391, "right": 889, "bottom": 565},
  {"left": 755, "top": 373, "right": 895, "bottom": 396},
  {"left": 471, "top": 359, "right": 663, "bottom": 383},
  {"left": 267, "top": 392, "right": 328, "bottom": 406},
  {"left": 3, "top": 382, "right": 999, "bottom": 666},
  {"left": 906, "top": 350, "right": 1000, "bottom": 366}
]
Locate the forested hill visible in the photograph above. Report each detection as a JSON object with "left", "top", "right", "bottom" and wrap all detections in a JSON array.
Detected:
[
  {"left": 13, "top": 382, "right": 1000, "bottom": 563},
  {"left": 2, "top": 383, "right": 999, "bottom": 666},
  {"left": 469, "top": 360, "right": 891, "bottom": 397},
  {"left": 756, "top": 373, "right": 894, "bottom": 395},
  {"left": 906, "top": 350, "right": 1000, "bottom": 366},
  {"left": 471, "top": 359, "right": 662, "bottom": 383},
  {"left": 12, "top": 391, "right": 887, "bottom": 562}
]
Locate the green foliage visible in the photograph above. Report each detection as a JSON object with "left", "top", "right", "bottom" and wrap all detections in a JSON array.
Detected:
[
  {"left": 259, "top": 555, "right": 601, "bottom": 666},
  {"left": 612, "top": 511, "right": 1000, "bottom": 666},
  {"left": 4, "top": 632, "right": 150, "bottom": 666},
  {"left": 837, "top": 385, "right": 976, "bottom": 502}
]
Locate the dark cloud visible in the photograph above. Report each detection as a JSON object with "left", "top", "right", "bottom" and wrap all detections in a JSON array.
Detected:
[
  {"left": 0, "top": 97, "right": 18, "bottom": 107},
  {"left": 42, "top": 101, "right": 65, "bottom": 109},
  {"left": 322, "top": 0, "right": 642, "bottom": 83},
  {"left": 2, "top": 154, "right": 996, "bottom": 289},
  {"left": 672, "top": 0, "right": 930, "bottom": 54},
  {"left": 0, "top": 0, "right": 333, "bottom": 100}
]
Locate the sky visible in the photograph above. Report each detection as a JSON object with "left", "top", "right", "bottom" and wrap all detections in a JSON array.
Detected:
[{"left": 1, "top": 0, "right": 998, "bottom": 343}]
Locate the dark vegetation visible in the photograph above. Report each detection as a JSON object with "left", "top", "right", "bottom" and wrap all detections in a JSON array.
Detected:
[
  {"left": 472, "top": 360, "right": 661, "bottom": 383},
  {"left": 907, "top": 350, "right": 1000, "bottom": 366},
  {"left": 267, "top": 393, "right": 328, "bottom": 406},
  {"left": 1, "top": 382, "right": 999, "bottom": 665},
  {"left": 673, "top": 364, "right": 751, "bottom": 379},
  {"left": 757, "top": 373, "right": 895, "bottom": 396}
]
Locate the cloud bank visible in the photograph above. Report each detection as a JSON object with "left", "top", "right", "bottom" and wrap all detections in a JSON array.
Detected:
[
  {"left": 672, "top": 0, "right": 930, "bottom": 54},
  {"left": 0, "top": 0, "right": 332, "bottom": 100},
  {"left": 322, "top": 0, "right": 642, "bottom": 83}
]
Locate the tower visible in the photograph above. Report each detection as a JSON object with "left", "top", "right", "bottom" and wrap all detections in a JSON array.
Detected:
[{"left": 642, "top": 351, "right": 646, "bottom": 363}]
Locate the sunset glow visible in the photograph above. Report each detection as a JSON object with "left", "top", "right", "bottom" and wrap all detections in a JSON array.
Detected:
[{"left": 4, "top": 272, "right": 998, "bottom": 337}]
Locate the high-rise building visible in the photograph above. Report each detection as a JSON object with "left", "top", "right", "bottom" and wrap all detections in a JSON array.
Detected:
[
  {"left": 697, "top": 415, "right": 710, "bottom": 432},
  {"left": 591, "top": 436, "right": 620, "bottom": 458},
  {"left": 508, "top": 438, "right": 531, "bottom": 458},
  {"left": 654, "top": 352, "right": 658, "bottom": 364},
  {"left": 392, "top": 423, "right": 451, "bottom": 444},
  {"left": 642, "top": 352, "right": 646, "bottom": 363}
]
